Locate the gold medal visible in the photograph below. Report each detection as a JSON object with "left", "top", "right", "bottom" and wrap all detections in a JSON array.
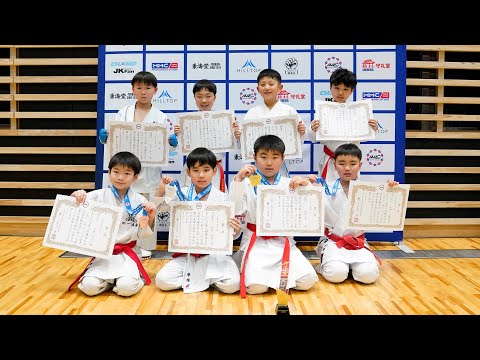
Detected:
[{"left": 249, "top": 174, "right": 261, "bottom": 187}]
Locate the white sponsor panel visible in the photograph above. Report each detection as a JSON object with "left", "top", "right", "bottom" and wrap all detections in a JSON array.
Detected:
[
  {"left": 271, "top": 52, "right": 311, "bottom": 80},
  {"left": 229, "top": 82, "right": 260, "bottom": 111},
  {"left": 187, "top": 45, "right": 226, "bottom": 50},
  {"left": 229, "top": 45, "right": 268, "bottom": 50},
  {"left": 228, "top": 53, "right": 268, "bottom": 81},
  {"left": 271, "top": 45, "right": 311, "bottom": 50},
  {"left": 359, "top": 143, "right": 395, "bottom": 173},
  {"left": 146, "top": 53, "right": 184, "bottom": 81},
  {"left": 313, "top": 51, "right": 354, "bottom": 80},
  {"left": 284, "top": 143, "right": 311, "bottom": 171},
  {"left": 105, "top": 45, "right": 143, "bottom": 52},
  {"left": 356, "top": 82, "right": 396, "bottom": 111},
  {"left": 373, "top": 113, "right": 396, "bottom": 141},
  {"left": 277, "top": 82, "right": 311, "bottom": 111},
  {"left": 186, "top": 53, "right": 226, "bottom": 80},
  {"left": 312, "top": 142, "right": 324, "bottom": 173},
  {"left": 314, "top": 45, "right": 353, "bottom": 50},
  {"left": 356, "top": 52, "right": 396, "bottom": 80},
  {"left": 146, "top": 45, "right": 184, "bottom": 51},
  {"left": 186, "top": 82, "right": 227, "bottom": 111},
  {"left": 104, "top": 83, "right": 136, "bottom": 111},
  {"left": 357, "top": 45, "right": 396, "bottom": 50},
  {"left": 105, "top": 54, "right": 143, "bottom": 81},
  {"left": 152, "top": 83, "right": 184, "bottom": 111},
  {"left": 228, "top": 147, "right": 245, "bottom": 172}
]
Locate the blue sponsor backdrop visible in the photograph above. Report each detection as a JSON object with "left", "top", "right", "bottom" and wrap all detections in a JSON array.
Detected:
[{"left": 96, "top": 45, "right": 406, "bottom": 242}]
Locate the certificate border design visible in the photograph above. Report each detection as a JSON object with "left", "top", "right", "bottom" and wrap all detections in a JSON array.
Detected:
[
  {"left": 177, "top": 110, "right": 236, "bottom": 154},
  {"left": 315, "top": 99, "right": 376, "bottom": 141},
  {"left": 168, "top": 201, "right": 234, "bottom": 254},
  {"left": 347, "top": 182, "right": 409, "bottom": 230},
  {"left": 256, "top": 186, "right": 325, "bottom": 236},
  {"left": 240, "top": 115, "right": 302, "bottom": 162},
  {"left": 43, "top": 195, "right": 121, "bottom": 259},
  {"left": 108, "top": 121, "right": 169, "bottom": 166}
]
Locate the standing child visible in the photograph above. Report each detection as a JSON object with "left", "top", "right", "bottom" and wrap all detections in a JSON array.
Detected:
[
  {"left": 155, "top": 147, "right": 242, "bottom": 294},
  {"left": 308, "top": 67, "right": 378, "bottom": 182},
  {"left": 229, "top": 134, "right": 318, "bottom": 297},
  {"left": 69, "top": 151, "right": 157, "bottom": 297},
  {"left": 99, "top": 71, "right": 179, "bottom": 260},
  {"left": 306, "top": 143, "right": 398, "bottom": 284},
  {"left": 175, "top": 79, "right": 239, "bottom": 193},
  {"left": 240, "top": 68, "right": 306, "bottom": 178}
]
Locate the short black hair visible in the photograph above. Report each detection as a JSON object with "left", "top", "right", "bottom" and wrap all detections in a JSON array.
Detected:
[
  {"left": 108, "top": 151, "right": 142, "bottom": 175},
  {"left": 257, "top": 68, "right": 282, "bottom": 84},
  {"left": 253, "top": 134, "right": 285, "bottom": 155},
  {"left": 334, "top": 143, "right": 362, "bottom": 161},
  {"left": 330, "top": 68, "right": 357, "bottom": 89},
  {"left": 131, "top": 71, "right": 158, "bottom": 88},
  {"left": 186, "top": 147, "right": 217, "bottom": 169},
  {"left": 193, "top": 79, "right": 217, "bottom": 95}
]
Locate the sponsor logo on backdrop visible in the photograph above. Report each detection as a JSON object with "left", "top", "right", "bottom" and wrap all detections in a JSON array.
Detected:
[
  {"left": 362, "top": 92, "right": 390, "bottom": 100},
  {"left": 153, "top": 90, "right": 178, "bottom": 104},
  {"left": 109, "top": 92, "right": 135, "bottom": 100},
  {"left": 284, "top": 57, "right": 299, "bottom": 75},
  {"left": 325, "top": 56, "right": 342, "bottom": 73},
  {"left": 376, "top": 119, "right": 389, "bottom": 135},
  {"left": 113, "top": 68, "right": 135, "bottom": 74},
  {"left": 366, "top": 148, "right": 384, "bottom": 166},
  {"left": 319, "top": 90, "right": 333, "bottom": 101},
  {"left": 278, "top": 89, "right": 306, "bottom": 103},
  {"left": 192, "top": 62, "right": 222, "bottom": 69},
  {"left": 151, "top": 62, "right": 179, "bottom": 71},
  {"left": 110, "top": 61, "right": 137, "bottom": 75},
  {"left": 234, "top": 154, "right": 243, "bottom": 161},
  {"left": 240, "top": 88, "right": 257, "bottom": 105},
  {"left": 362, "top": 59, "right": 391, "bottom": 72},
  {"left": 237, "top": 60, "right": 261, "bottom": 73}
]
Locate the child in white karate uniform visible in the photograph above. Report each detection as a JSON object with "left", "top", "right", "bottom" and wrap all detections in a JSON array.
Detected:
[
  {"left": 306, "top": 68, "right": 378, "bottom": 182},
  {"left": 99, "top": 71, "right": 178, "bottom": 260},
  {"left": 155, "top": 147, "right": 242, "bottom": 294},
  {"left": 176, "top": 79, "right": 239, "bottom": 193},
  {"left": 229, "top": 134, "right": 318, "bottom": 298},
  {"left": 307, "top": 143, "right": 398, "bottom": 284},
  {"left": 69, "top": 151, "right": 157, "bottom": 297}
]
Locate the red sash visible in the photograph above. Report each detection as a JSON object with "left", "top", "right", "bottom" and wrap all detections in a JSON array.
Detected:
[
  {"left": 216, "top": 159, "right": 226, "bottom": 193},
  {"left": 67, "top": 241, "right": 151, "bottom": 291},
  {"left": 240, "top": 223, "right": 290, "bottom": 298},
  {"left": 324, "top": 228, "right": 382, "bottom": 265},
  {"left": 321, "top": 145, "right": 334, "bottom": 179}
]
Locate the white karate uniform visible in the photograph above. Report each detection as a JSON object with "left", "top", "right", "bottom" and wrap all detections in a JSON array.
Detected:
[
  {"left": 315, "top": 181, "right": 379, "bottom": 284},
  {"left": 178, "top": 152, "right": 227, "bottom": 192},
  {"left": 155, "top": 185, "right": 240, "bottom": 294},
  {"left": 229, "top": 176, "right": 318, "bottom": 294},
  {"left": 78, "top": 188, "right": 153, "bottom": 297},
  {"left": 243, "top": 101, "right": 305, "bottom": 178},
  {"left": 112, "top": 103, "right": 169, "bottom": 199},
  {"left": 110, "top": 103, "right": 170, "bottom": 251}
]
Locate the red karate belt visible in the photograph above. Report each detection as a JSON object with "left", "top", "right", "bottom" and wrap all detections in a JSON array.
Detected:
[
  {"left": 67, "top": 241, "right": 151, "bottom": 291},
  {"left": 321, "top": 145, "right": 334, "bottom": 179},
  {"left": 216, "top": 159, "right": 226, "bottom": 193},
  {"left": 240, "top": 223, "right": 290, "bottom": 298},
  {"left": 324, "top": 228, "right": 382, "bottom": 265}
]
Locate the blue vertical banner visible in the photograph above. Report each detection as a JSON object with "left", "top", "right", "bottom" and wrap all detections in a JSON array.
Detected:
[{"left": 96, "top": 45, "right": 406, "bottom": 242}]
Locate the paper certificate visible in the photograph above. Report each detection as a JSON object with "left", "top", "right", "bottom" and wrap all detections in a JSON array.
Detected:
[
  {"left": 346, "top": 181, "right": 410, "bottom": 231},
  {"left": 176, "top": 110, "right": 236, "bottom": 154},
  {"left": 42, "top": 194, "right": 122, "bottom": 259},
  {"left": 256, "top": 185, "right": 325, "bottom": 237},
  {"left": 240, "top": 115, "right": 302, "bottom": 162},
  {"left": 107, "top": 121, "right": 169, "bottom": 166},
  {"left": 168, "top": 201, "right": 235, "bottom": 255},
  {"left": 315, "top": 99, "right": 376, "bottom": 141}
]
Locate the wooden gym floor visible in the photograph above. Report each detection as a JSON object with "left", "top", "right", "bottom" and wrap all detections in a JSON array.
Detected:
[{"left": 1, "top": 236, "right": 480, "bottom": 315}]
